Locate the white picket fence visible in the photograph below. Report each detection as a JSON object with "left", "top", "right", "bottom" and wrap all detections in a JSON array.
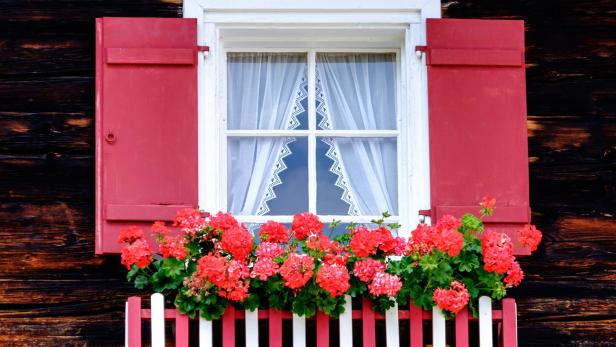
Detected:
[{"left": 126, "top": 294, "right": 517, "bottom": 347}]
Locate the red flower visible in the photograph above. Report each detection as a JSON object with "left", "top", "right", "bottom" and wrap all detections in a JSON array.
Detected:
[
  {"left": 481, "top": 230, "right": 514, "bottom": 274},
  {"left": 349, "top": 226, "right": 380, "bottom": 257},
  {"left": 435, "top": 228, "right": 464, "bottom": 257},
  {"left": 196, "top": 254, "right": 227, "bottom": 284},
  {"left": 353, "top": 258, "right": 386, "bottom": 283},
  {"left": 121, "top": 239, "right": 153, "bottom": 269},
  {"left": 251, "top": 258, "right": 279, "bottom": 281},
  {"left": 291, "top": 212, "right": 323, "bottom": 240},
  {"left": 173, "top": 208, "right": 206, "bottom": 236},
  {"left": 374, "top": 227, "right": 397, "bottom": 253},
  {"left": 519, "top": 224, "right": 542, "bottom": 252},
  {"left": 435, "top": 215, "right": 461, "bottom": 233},
  {"left": 480, "top": 195, "right": 497, "bottom": 216},
  {"left": 197, "top": 255, "right": 250, "bottom": 302},
  {"left": 151, "top": 221, "right": 170, "bottom": 237},
  {"left": 255, "top": 242, "right": 285, "bottom": 260},
  {"left": 280, "top": 253, "right": 314, "bottom": 290},
  {"left": 305, "top": 234, "right": 337, "bottom": 253},
  {"left": 221, "top": 225, "right": 254, "bottom": 260},
  {"left": 504, "top": 260, "right": 524, "bottom": 287},
  {"left": 368, "top": 272, "right": 402, "bottom": 297},
  {"left": 158, "top": 235, "right": 187, "bottom": 260},
  {"left": 259, "top": 221, "right": 290, "bottom": 243},
  {"left": 407, "top": 224, "right": 437, "bottom": 255},
  {"left": 209, "top": 212, "right": 239, "bottom": 232},
  {"left": 433, "top": 281, "right": 470, "bottom": 314},
  {"left": 316, "top": 263, "right": 350, "bottom": 297},
  {"left": 117, "top": 226, "right": 145, "bottom": 244}
]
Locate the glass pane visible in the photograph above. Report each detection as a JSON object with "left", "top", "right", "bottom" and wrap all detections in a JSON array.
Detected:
[
  {"left": 317, "top": 138, "right": 398, "bottom": 215},
  {"left": 227, "top": 53, "right": 308, "bottom": 130},
  {"left": 316, "top": 53, "right": 396, "bottom": 130},
  {"left": 228, "top": 137, "right": 308, "bottom": 215}
]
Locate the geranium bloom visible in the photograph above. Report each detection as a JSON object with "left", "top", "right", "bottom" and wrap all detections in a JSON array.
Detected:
[
  {"left": 117, "top": 226, "right": 145, "bottom": 244},
  {"left": 433, "top": 281, "right": 470, "bottom": 314},
  {"left": 280, "top": 253, "right": 314, "bottom": 290},
  {"left": 255, "top": 242, "right": 285, "bottom": 260},
  {"left": 221, "top": 225, "right": 254, "bottom": 260},
  {"left": 258, "top": 221, "right": 290, "bottom": 243},
  {"left": 196, "top": 254, "right": 227, "bottom": 284},
  {"left": 305, "top": 234, "right": 337, "bottom": 253},
  {"left": 435, "top": 228, "right": 464, "bottom": 257},
  {"left": 435, "top": 215, "right": 461, "bottom": 233},
  {"left": 121, "top": 239, "right": 153, "bottom": 269},
  {"left": 291, "top": 212, "right": 323, "bottom": 240},
  {"left": 197, "top": 255, "right": 250, "bottom": 302},
  {"left": 158, "top": 235, "right": 187, "bottom": 260},
  {"left": 374, "top": 227, "right": 397, "bottom": 253},
  {"left": 407, "top": 224, "right": 436, "bottom": 255},
  {"left": 504, "top": 260, "right": 524, "bottom": 287},
  {"left": 150, "top": 221, "right": 170, "bottom": 237},
  {"left": 316, "top": 263, "right": 350, "bottom": 297},
  {"left": 209, "top": 212, "right": 239, "bottom": 232},
  {"left": 368, "top": 272, "right": 402, "bottom": 296},
  {"left": 393, "top": 237, "right": 407, "bottom": 256},
  {"left": 251, "top": 258, "right": 280, "bottom": 281},
  {"left": 480, "top": 195, "right": 497, "bottom": 216},
  {"left": 173, "top": 208, "right": 206, "bottom": 236},
  {"left": 481, "top": 230, "right": 515, "bottom": 274},
  {"left": 349, "top": 226, "right": 381, "bottom": 257},
  {"left": 353, "top": 258, "right": 386, "bottom": 283},
  {"left": 519, "top": 224, "right": 542, "bottom": 252}
]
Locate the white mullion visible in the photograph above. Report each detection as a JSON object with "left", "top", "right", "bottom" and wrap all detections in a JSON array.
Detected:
[
  {"left": 308, "top": 50, "right": 317, "bottom": 214},
  {"left": 226, "top": 129, "right": 399, "bottom": 137},
  {"left": 236, "top": 215, "right": 398, "bottom": 224}
]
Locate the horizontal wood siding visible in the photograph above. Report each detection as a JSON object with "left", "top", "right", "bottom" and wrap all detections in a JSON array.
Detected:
[{"left": 0, "top": 0, "right": 613, "bottom": 345}]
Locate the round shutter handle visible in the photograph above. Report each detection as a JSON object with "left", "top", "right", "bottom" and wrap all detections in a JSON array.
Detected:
[{"left": 105, "top": 131, "right": 117, "bottom": 144}]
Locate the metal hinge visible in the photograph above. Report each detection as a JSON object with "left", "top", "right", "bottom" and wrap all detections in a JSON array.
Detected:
[
  {"left": 418, "top": 209, "right": 431, "bottom": 224},
  {"left": 415, "top": 45, "right": 427, "bottom": 59},
  {"left": 198, "top": 45, "right": 210, "bottom": 57}
]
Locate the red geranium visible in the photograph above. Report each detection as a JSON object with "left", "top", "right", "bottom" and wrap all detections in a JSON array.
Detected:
[
  {"left": 480, "top": 195, "right": 497, "bottom": 216},
  {"left": 435, "top": 228, "right": 464, "bottom": 257},
  {"left": 353, "top": 258, "right": 386, "bottom": 283},
  {"left": 118, "top": 226, "right": 145, "bottom": 244},
  {"left": 368, "top": 272, "right": 402, "bottom": 297},
  {"left": 259, "top": 221, "right": 290, "bottom": 243},
  {"left": 220, "top": 225, "right": 254, "bottom": 260},
  {"left": 121, "top": 239, "right": 152, "bottom": 269},
  {"left": 433, "top": 281, "right": 470, "bottom": 314},
  {"left": 504, "top": 260, "right": 524, "bottom": 287},
  {"left": 317, "top": 263, "right": 350, "bottom": 297},
  {"left": 519, "top": 224, "right": 542, "bottom": 252},
  {"left": 255, "top": 242, "right": 285, "bottom": 260},
  {"left": 481, "top": 230, "right": 515, "bottom": 274},
  {"left": 291, "top": 212, "right": 323, "bottom": 240},
  {"left": 407, "top": 224, "right": 437, "bottom": 255},
  {"left": 280, "top": 253, "right": 314, "bottom": 290},
  {"left": 251, "top": 258, "right": 280, "bottom": 281},
  {"left": 209, "top": 212, "right": 239, "bottom": 232},
  {"left": 158, "top": 235, "right": 187, "bottom": 260},
  {"left": 150, "top": 221, "right": 170, "bottom": 237},
  {"left": 173, "top": 208, "right": 206, "bottom": 236},
  {"left": 349, "top": 226, "right": 381, "bottom": 257}
]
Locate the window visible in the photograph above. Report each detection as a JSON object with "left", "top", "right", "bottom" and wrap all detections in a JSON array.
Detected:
[{"left": 225, "top": 51, "right": 400, "bottom": 232}]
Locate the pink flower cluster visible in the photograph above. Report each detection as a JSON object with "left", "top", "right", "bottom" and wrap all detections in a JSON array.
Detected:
[
  {"left": 433, "top": 281, "right": 470, "bottom": 314},
  {"left": 316, "top": 263, "right": 350, "bottom": 297},
  {"left": 291, "top": 212, "right": 324, "bottom": 240},
  {"left": 368, "top": 272, "right": 403, "bottom": 297},
  {"left": 118, "top": 226, "right": 152, "bottom": 270},
  {"left": 197, "top": 254, "right": 250, "bottom": 302}
]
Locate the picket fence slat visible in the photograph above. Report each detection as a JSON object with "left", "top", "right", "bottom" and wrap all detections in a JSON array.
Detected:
[
  {"left": 151, "top": 293, "right": 165, "bottom": 347},
  {"left": 126, "top": 295, "right": 517, "bottom": 347},
  {"left": 386, "top": 303, "right": 400, "bottom": 347},
  {"left": 432, "top": 307, "right": 446, "bottom": 347},
  {"left": 246, "top": 309, "right": 259, "bottom": 347},
  {"left": 339, "top": 295, "right": 353, "bottom": 347},
  {"left": 293, "top": 313, "right": 306, "bottom": 347},
  {"left": 480, "top": 296, "right": 494, "bottom": 347},
  {"left": 199, "top": 316, "right": 213, "bottom": 347},
  {"left": 456, "top": 307, "right": 470, "bottom": 347}
]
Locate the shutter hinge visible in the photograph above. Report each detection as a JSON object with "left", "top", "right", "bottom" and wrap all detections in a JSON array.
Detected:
[
  {"left": 418, "top": 209, "right": 431, "bottom": 224},
  {"left": 198, "top": 45, "right": 210, "bottom": 56},
  {"left": 415, "top": 45, "right": 427, "bottom": 58}
]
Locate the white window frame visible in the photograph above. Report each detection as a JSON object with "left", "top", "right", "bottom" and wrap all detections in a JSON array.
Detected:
[{"left": 184, "top": 0, "right": 440, "bottom": 237}]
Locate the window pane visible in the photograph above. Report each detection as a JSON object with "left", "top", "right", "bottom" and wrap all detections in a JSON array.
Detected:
[
  {"left": 316, "top": 53, "right": 396, "bottom": 130},
  {"left": 317, "top": 138, "right": 398, "bottom": 215},
  {"left": 228, "top": 137, "right": 308, "bottom": 215},
  {"left": 228, "top": 53, "right": 308, "bottom": 130}
]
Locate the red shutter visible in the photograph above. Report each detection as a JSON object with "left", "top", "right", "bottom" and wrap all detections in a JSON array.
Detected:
[
  {"left": 95, "top": 18, "right": 198, "bottom": 254},
  {"left": 425, "top": 19, "right": 530, "bottom": 255}
]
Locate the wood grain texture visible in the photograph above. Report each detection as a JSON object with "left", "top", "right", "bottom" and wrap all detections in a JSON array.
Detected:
[{"left": 0, "top": 0, "right": 614, "bottom": 345}]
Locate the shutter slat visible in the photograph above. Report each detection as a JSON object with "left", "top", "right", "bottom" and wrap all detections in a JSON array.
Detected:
[
  {"left": 428, "top": 48, "right": 522, "bottom": 66},
  {"left": 106, "top": 48, "right": 195, "bottom": 65}
]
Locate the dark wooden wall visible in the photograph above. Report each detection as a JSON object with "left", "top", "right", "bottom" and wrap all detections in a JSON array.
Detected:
[{"left": 0, "top": 0, "right": 614, "bottom": 345}]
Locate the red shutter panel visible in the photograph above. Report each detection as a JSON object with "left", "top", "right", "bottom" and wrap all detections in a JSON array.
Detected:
[
  {"left": 96, "top": 18, "right": 198, "bottom": 254},
  {"left": 425, "top": 19, "right": 530, "bottom": 255}
]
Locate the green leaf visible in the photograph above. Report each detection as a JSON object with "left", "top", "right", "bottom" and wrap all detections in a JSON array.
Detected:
[
  {"left": 461, "top": 213, "right": 483, "bottom": 232},
  {"left": 134, "top": 275, "right": 149, "bottom": 289}
]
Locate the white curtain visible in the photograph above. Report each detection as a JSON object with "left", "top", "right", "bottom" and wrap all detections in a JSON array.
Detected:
[
  {"left": 317, "top": 53, "right": 398, "bottom": 215},
  {"left": 227, "top": 53, "right": 306, "bottom": 215}
]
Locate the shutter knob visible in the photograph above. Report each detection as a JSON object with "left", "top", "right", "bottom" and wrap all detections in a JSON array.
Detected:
[{"left": 105, "top": 131, "right": 117, "bottom": 144}]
